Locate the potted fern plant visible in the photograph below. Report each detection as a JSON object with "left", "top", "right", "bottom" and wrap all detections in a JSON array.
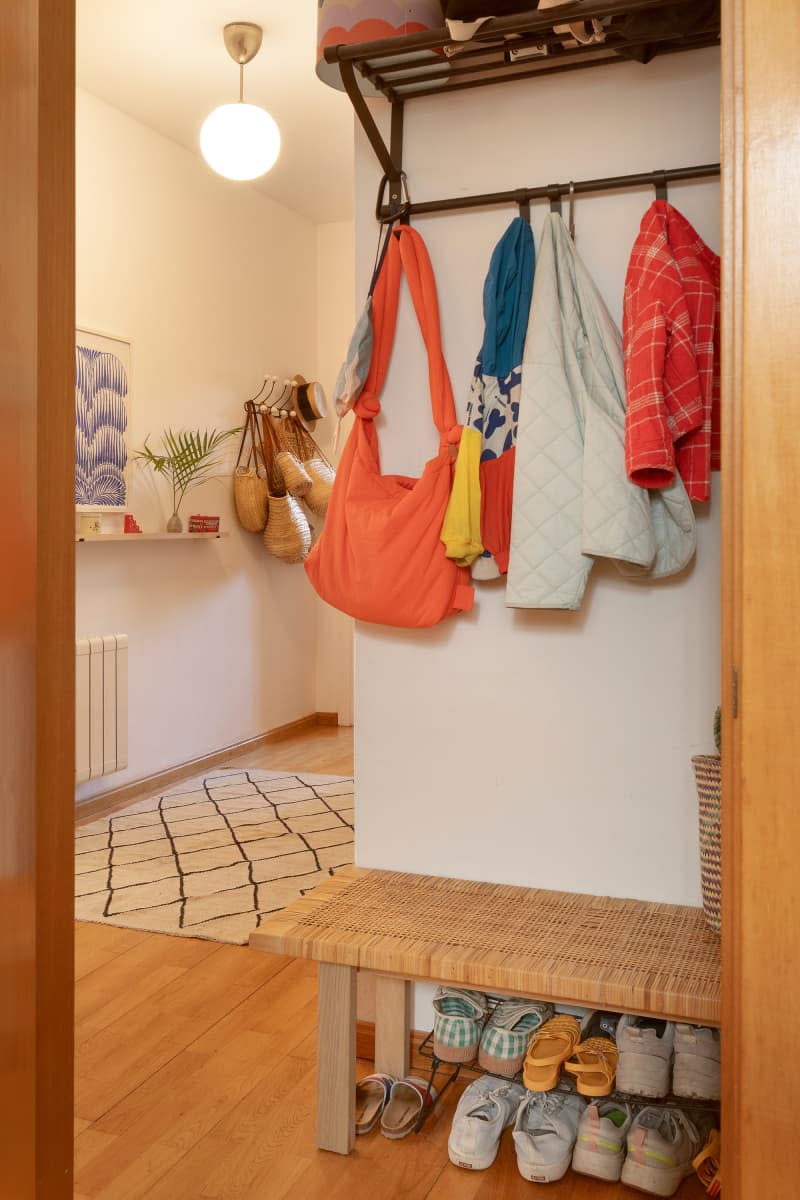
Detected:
[{"left": 133, "top": 427, "right": 239, "bottom": 532}]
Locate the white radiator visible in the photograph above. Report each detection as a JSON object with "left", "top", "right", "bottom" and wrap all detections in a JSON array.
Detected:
[{"left": 75, "top": 635, "right": 129, "bottom": 783}]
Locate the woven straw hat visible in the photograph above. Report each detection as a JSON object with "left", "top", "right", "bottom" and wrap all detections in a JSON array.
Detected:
[{"left": 291, "top": 374, "right": 327, "bottom": 427}]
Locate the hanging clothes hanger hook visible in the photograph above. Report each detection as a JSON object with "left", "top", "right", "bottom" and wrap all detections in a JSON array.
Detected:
[
  {"left": 245, "top": 375, "right": 269, "bottom": 409},
  {"left": 568, "top": 181, "right": 576, "bottom": 240},
  {"left": 514, "top": 190, "right": 531, "bottom": 224},
  {"left": 653, "top": 170, "right": 668, "bottom": 203},
  {"left": 269, "top": 382, "right": 290, "bottom": 418},
  {"left": 376, "top": 171, "right": 411, "bottom": 225},
  {"left": 272, "top": 380, "right": 294, "bottom": 418},
  {"left": 547, "top": 185, "right": 562, "bottom": 217}
]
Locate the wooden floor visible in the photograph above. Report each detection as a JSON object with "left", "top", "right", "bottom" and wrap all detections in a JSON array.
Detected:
[{"left": 74, "top": 727, "right": 703, "bottom": 1199}]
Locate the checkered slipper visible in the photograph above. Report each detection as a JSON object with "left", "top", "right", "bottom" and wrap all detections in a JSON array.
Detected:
[
  {"left": 355, "top": 1072, "right": 394, "bottom": 1135},
  {"left": 433, "top": 987, "right": 488, "bottom": 1063},
  {"left": 478, "top": 999, "right": 554, "bottom": 1077},
  {"left": 380, "top": 1077, "right": 438, "bottom": 1140}
]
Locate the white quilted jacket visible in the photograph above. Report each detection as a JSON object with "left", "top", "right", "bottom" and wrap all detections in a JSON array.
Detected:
[{"left": 506, "top": 214, "right": 696, "bottom": 611}]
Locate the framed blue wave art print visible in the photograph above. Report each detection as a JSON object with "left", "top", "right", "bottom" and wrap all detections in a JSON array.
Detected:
[{"left": 75, "top": 328, "right": 131, "bottom": 511}]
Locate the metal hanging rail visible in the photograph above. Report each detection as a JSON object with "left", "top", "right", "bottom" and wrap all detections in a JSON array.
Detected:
[{"left": 380, "top": 163, "right": 721, "bottom": 221}]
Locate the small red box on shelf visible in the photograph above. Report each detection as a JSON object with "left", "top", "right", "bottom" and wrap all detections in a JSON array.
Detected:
[{"left": 188, "top": 515, "right": 220, "bottom": 533}]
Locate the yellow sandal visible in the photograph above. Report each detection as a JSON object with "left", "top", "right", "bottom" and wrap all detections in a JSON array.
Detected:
[
  {"left": 522, "top": 1015, "right": 581, "bottom": 1091},
  {"left": 563, "top": 1036, "right": 618, "bottom": 1096}
]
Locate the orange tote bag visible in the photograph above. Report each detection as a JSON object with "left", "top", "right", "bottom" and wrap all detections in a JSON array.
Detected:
[{"left": 305, "top": 226, "right": 474, "bottom": 628}]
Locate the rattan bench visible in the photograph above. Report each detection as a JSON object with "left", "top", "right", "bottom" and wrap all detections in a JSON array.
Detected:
[{"left": 249, "top": 865, "right": 720, "bottom": 1155}]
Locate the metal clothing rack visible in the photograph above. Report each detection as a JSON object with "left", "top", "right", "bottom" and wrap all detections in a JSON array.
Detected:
[{"left": 323, "top": 0, "right": 721, "bottom": 221}]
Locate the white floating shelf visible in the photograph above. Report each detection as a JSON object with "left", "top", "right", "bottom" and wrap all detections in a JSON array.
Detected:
[{"left": 76, "top": 532, "right": 229, "bottom": 542}]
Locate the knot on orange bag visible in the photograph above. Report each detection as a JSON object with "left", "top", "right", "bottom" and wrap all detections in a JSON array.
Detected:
[
  {"left": 444, "top": 424, "right": 463, "bottom": 456},
  {"left": 354, "top": 389, "right": 381, "bottom": 420}
]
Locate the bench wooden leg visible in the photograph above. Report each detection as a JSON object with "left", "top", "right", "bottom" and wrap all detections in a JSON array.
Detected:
[
  {"left": 374, "top": 975, "right": 410, "bottom": 1080},
  {"left": 316, "top": 962, "right": 356, "bottom": 1154}
]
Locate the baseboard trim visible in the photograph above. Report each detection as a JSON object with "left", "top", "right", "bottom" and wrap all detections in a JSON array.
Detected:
[
  {"left": 263, "top": 712, "right": 338, "bottom": 742},
  {"left": 356, "top": 1021, "right": 429, "bottom": 1072},
  {"left": 75, "top": 713, "right": 339, "bottom": 824}
]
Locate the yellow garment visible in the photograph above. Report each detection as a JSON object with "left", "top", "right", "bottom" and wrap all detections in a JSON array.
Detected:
[{"left": 441, "top": 426, "right": 484, "bottom": 567}]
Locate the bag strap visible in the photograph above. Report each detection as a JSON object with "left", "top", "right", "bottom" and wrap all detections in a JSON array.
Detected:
[
  {"left": 236, "top": 405, "right": 256, "bottom": 469},
  {"left": 355, "top": 226, "right": 458, "bottom": 444}
]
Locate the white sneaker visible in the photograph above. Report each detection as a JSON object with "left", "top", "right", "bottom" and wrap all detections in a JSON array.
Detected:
[
  {"left": 616, "top": 1015, "right": 674, "bottom": 1098},
  {"left": 571, "top": 1100, "right": 632, "bottom": 1182},
  {"left": 447, "top": 1076, "right": 526, "bottom": 1171},
  {"left": 620, "top": 1107, "right": 705, "bottom": 1197},
  {"left": 672, "top": 1025, "right": 721, "bottom": 1100},
  {"left": 512, "top": 1091, "right": 585, "bottom": 1183}
]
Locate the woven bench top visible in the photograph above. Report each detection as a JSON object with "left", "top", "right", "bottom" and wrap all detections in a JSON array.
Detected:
[{"left": 250, "top": 866, "right": 721, "bottom": 1025}]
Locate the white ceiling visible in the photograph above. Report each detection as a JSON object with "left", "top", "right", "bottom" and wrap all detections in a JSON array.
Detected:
[{"left": 76, "top": 1, "right": 355, "bottom": 223}]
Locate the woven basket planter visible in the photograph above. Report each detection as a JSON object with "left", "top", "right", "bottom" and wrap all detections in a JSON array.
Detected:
[{"left": 692, "top": 754, "right": 722, "bottom": 936}]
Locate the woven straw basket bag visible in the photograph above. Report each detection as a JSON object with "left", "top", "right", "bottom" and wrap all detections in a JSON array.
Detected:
[
  {"left": 261, "top": 415, "right": 311, "bottom": 563},
  {"left": 233, "top": 408, "right": 269, "bottom": 532},
  {"left": 290, "top": 417, "right": 336, "bottom": 517},
  {"left": 691, "top": 751, "right": 721, "bottom": 936},
  {"left": 272, "top": 415, "right": 313, "bottom": 498}
]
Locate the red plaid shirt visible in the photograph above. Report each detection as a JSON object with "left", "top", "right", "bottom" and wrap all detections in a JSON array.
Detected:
[{"left": 623, "top": 201, "right": 720, "bottom": 502}]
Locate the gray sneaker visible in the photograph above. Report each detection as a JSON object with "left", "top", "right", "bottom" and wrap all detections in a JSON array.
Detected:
[
  {"left": 620, "top": 1106, "right": 708, "bottom": 1196},
  {"left": 571, "top": 1100, "right": 632, "bottom": 1182},
  {"left": 616, "top": 1015, "right": 674, "bottom": 1098},
  {"left": 447, "top": 1076, "right": 526, "bottom": 1171},
  {"left": 512, "top": 1091, "right": 586, "bottom": 1183},
  {"left": 672, "top": 1024, "right": 721, "bottom": 1100}
]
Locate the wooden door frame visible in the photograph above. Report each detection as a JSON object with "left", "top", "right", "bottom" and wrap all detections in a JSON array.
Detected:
[
  {"left": 721, "top": 1, "right": 800, "bottom": 1196},
  {"left": 1, "top": 1, "right": 797, "bottom": 1195},
  {"left": 1, "top": 2, "right": 75, "bottom": 1196}
]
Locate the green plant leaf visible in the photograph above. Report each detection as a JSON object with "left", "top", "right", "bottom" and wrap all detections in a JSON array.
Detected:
[{"left": 132, "top": 426, "right": 240, "bottom": 508}]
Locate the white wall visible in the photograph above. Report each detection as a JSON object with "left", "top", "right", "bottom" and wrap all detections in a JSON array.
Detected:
[
  {"left": 352, "top": 50, "right": 722, "bottom": 1023},
  {"left": 314, "top": 220, "right": 355, "bottom": 722},
  {"left": 75, "top": 90, "right": 321, "bottom": 801}
]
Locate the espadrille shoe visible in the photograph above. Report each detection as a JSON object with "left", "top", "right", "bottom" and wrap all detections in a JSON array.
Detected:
[
  {"left": 380, "top": 1077, "right": 437, "bottom": 1140},
  {"left": 355, "top": 1072, "right": 394, "bottom": 1135},
  {"left": 478, "top": 999, "right": 553, "bottom": 1077},
  {"left": 522, "top": 1014, "right": 581, "bottom": 1091},
  {"left": 432, "top": 987, "right": 488, "bottom": 1063}
]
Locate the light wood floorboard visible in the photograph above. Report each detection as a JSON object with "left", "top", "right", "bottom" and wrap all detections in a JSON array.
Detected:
[{"left": 75, "top": 729, "right": 701, "bottom": 1198}]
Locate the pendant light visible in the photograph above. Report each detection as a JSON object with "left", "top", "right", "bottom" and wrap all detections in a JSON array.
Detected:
[{"left": 201, "top": 22, "right": 281, "bottom": 182}]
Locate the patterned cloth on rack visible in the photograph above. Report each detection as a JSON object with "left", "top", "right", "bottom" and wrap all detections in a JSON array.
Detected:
[
  {"left": 623, "top": 200, "right": 720, "bottom": 503},
  {"left": 442, "top": 215, "right": 535, "bottom": 576}
]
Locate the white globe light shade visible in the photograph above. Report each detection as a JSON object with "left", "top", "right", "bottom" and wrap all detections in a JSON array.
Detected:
[{"left": 200, "top": 102, "right": 280, "bottom": 181}]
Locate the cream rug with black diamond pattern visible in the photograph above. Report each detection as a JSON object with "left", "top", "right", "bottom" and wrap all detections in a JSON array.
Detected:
[{"left": 75, "top": 768, "right": 354, "bottom": 945}]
